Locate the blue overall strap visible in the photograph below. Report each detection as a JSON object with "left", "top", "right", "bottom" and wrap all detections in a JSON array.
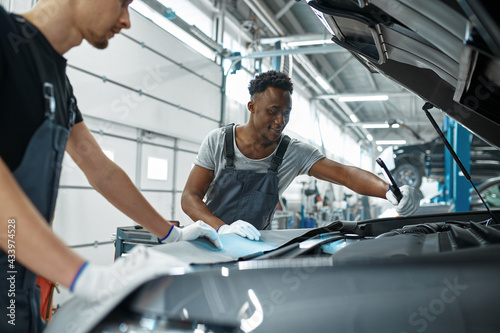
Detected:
[
  {"left": 65, "top": 75, "right": 76, "bottom": 128},
  {"left": 224, "top": 123, "right": 236, "bottom": 167},
  {"left": 269, "top": 135, "right": 291, "bottom": 172},
  {"left": 28, "top": 29, "right": 74, "bottom": 128},
  {"left": 25, "top": 26, "right": 56, "bottom": 120}
]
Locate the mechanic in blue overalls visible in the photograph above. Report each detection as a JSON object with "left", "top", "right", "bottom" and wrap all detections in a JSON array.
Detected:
[
  {"left": 182, "top": 70, "right": 421, "bottom": 240},
  {"left": 0, "top": 2, "right": 221, "bottom": 332}
]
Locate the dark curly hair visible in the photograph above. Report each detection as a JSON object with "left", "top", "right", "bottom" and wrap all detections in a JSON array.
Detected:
[{"left": 248, "top": 70, "right": 293, "bottom": 98}]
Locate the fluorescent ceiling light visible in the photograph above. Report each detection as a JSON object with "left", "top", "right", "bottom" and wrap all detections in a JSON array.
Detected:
[
  {"left": 315, "top": 76, "right": 331, "bottom": 91},
  {"left": 287, "top": 39, "right": 332, "bottom": 47},
  {"left": 366, "top": 134, "right": 373, "bottom": 141},
  {"left": 130, "top": 2, "right": 214, "bottom": 60},
  {"left": 377, "top": 146, "right": 383, "bottom": 152},
  {"left": 338, "top": 95, "right": 389, "bottom": 102},
  {"left": 349, "top": 114, "right": 359, "bottom": 123},
  {"left": 362, "top": 123, "right": 390, "bottom": 129},
  {"left": 375, "top": 140, "right": 407, "bottom": 145},
  {"left": 391, "top": 124, "right": 400, "bottom": 128}
]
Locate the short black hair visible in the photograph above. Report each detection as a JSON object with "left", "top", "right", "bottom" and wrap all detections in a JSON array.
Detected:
[{"left": 248, "top": 70, "right": 293, "bottom": 98}]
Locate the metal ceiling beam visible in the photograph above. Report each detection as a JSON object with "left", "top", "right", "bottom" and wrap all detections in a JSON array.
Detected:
[
  {"left": 327, "top": 57, "right": 354, "bottom": 82},
  {"left": 275, "top": 0, "right": 297, "bottom": 20},
  {"left": 225, "top": 44, "right": 346, "bottom": 60},
  {"left": 314, "top": 92, "right": 415, "bottom": 100},
  {"left": 345, "top": 122, "right": 431, "bottom": 126},
  {"left": 260, "top": 33, "right": 328, "bottom": 45},
  {"left": 141, "top": 0, "right": 225, "bottom": 53},
  {"left": 186, "top": 0, "right": 219, "bottom": 15},
  {"left": 274, "top": 0, "right": 306, "bottom": 34},
  {"left": 242, "top": 0, "right": 286, "bottom": 36}
]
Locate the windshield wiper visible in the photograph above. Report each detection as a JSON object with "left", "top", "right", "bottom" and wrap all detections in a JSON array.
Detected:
[{"left": 422, "top": 102, "right": 498, "bottom": 225}]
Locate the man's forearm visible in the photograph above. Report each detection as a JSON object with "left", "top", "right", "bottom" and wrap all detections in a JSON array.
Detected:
[
  {"left": 66, "top": 122, "right": 173, "bottom": 238},
  {"left": 346, "top": 166, "right": 389, "bottom": 198},
  {"left": 181, "top": 192, "right": 224, "bottom": 230},
  {"left": 0, "top": 158, "right": 84, "bottom": 289},
  {"left": 89, "top": 162, "right": 173, "bottom": 238}
]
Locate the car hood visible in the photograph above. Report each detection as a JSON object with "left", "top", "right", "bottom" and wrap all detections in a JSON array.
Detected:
[
  {"left": 47, "top": 216, "right": 500, "bottom": 332},
  {"left": 306, "top": 0, "right": 500, "bottom": 149},
  {"left": 45, "top": 230, "right": 312, "bottom": 333}
]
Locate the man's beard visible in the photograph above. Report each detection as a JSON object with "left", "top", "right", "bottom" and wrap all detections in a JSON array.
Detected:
[{"left": 87, "top": 31, "right": 109, "bottom": 50}]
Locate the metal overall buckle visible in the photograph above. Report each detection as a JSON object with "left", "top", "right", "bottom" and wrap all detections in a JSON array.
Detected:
[
  {"left": 43, "top": 82, "right": 56, "bottom": 120},
  {"left": 68, "top": 97, "right": 76, "bottom": 127}
]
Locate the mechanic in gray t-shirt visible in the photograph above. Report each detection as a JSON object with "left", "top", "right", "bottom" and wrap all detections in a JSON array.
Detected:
[
  {"left": 181, "top": 70, "right": 421, "bottom": 240},
  {"left": 195, "top": 126, "right": 324, "bottom": 198}
]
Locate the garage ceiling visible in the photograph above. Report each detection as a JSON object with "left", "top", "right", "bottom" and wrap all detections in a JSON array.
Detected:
[{"left": 151, "top": 0, "right": 446, "bottom": 148}]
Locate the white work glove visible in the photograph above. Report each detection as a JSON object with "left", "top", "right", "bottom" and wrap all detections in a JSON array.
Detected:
[
  {"left": 161, "top": 220, "right": 222, "bottom": 249},
  {"left": 386, "top": 185, "right": 421, "bottom": 216},
  {"left": 217, "top": 220, "right": 261, "bottom": 241},
  {"left": 70, "top": 245, "right": 187, "bottom": 303}
]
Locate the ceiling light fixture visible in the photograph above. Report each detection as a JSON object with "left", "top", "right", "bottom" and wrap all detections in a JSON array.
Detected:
[
  {"left": 361, "top": 123, "right": 390, "bottom": 129},
  {"left": 338, "top": 95, "right": 389, "bottom": 102},
  {"left": 130, "top": 2, "right": 214, "bottom": 59},
  {"left": 375, "top": 140, "right": 407, "bottom": 145},
  {"left": 349, "top": 114, "right": 359, "bottom": 123},
  {"left": 315, "top": 76, "right": 331, "bottom": 91},
  {"left": 366, "top": 134, "right": 373, "bottom": 141},
  {"left": 287, "top": 39, "right": 332, "bottom": 47}
]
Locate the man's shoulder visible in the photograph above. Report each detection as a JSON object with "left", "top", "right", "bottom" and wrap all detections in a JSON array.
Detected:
[
  {"left": 284, "top": 136, "right": 324, "bottom": 159},
  {"left": 286, "top": 136, "right": 312, "bottom": 150},
  {"left": 205, "top": 126, "right": 228, "bottom": 141},
  {"left": 0, "top": 6, "right": 16, "bottom": 33},
  {"left": 198, "top": 127, "right": 225, "bottom": 152}
]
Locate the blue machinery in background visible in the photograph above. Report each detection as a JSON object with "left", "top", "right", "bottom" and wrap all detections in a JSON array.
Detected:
[{"left": 442, "top": 117, "right": 471, "bottom": 211}]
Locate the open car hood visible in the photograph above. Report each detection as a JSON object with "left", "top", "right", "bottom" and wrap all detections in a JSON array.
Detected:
[
  {"left": 47, "top": 214, "right": 500, "bottom": 332},
  {"left": 306, "top": 0, "right": 500, "bottom": 149}
]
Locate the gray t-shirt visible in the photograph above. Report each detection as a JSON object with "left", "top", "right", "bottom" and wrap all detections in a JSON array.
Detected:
[{"left": 195, "top": 125, "right": 325, "bottom": 197}]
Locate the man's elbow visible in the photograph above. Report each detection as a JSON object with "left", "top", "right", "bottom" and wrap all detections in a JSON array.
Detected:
[
  {"left": 180, "top": 190, "right": 191, "bottom": 213},
  {"left": 181, "top": 190, "right": 203, "bottom": 215}
]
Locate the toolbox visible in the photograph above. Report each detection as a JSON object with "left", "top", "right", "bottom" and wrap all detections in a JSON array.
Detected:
[{"left": 114, "top": 222, "right": 179, "bottom": 258}]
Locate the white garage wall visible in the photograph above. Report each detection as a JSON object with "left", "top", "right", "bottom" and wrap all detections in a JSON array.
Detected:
[
  {"left": 56, "top": 6, "right": 223, "bottom": 306},
  {"left": 53, "top": 5, "right": 223, "bottom": 241},
  {"left": 0, "top": 0, "right": 34, "bottom": 13}
]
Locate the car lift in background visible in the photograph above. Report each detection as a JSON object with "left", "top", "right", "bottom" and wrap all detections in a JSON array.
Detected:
[
  {"left": 424, "top": 103, "right": 497, "bottom": 224},
  {"left": 440, "top": 117, "right": 471, "bottom": 211}
]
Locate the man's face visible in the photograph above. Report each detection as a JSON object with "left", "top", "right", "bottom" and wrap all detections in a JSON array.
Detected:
[
  {"left": 248, "top": 86, "right": 292, "bottom": 144},
  {"left": 76, "top": 0, "right": 133, "bottom": 49}
]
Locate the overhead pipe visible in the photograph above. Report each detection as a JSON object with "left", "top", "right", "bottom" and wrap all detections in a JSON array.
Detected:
[
  {"left": 242, "top": 0, "right": 286, "bottom": 36},
  {"left": 275, "top": 0, "right": 297, "bottom": 20}
]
